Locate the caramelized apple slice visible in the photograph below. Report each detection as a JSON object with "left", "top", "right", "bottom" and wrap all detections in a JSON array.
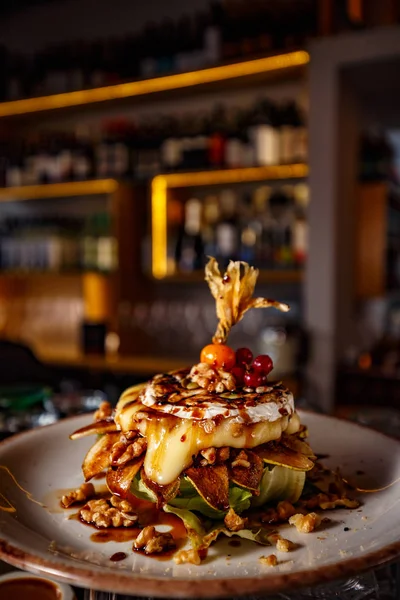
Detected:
[
  {"left": 185, "top": 465, "right": 230, "bottom": 511},
  {"left": 256, "top": 442, "right": 314, "bottom": 472},
  {"left": 82, "top": 433, "right": 119, "bottom": 481}
]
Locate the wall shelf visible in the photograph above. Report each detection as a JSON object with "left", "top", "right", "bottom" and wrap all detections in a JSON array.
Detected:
[
  {"left": 0, "top": 179, "right": 119, "bottom": 202},
  {"left": 0, "top": 51, "right": 309, "bottom": 119},
  {"left": 151, "top": 163, "right": 309, "bottom": 279},
  {"left": 157, "top": 270, "right": 303, "bottom": 284}
]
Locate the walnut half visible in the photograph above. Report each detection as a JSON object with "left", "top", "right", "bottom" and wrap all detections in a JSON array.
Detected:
[
  {"left": 80, "top": 496, "right": 138, "bottom": 528},
  {"left": 133, "top": 526, "right": 175, "bottom": 554}
]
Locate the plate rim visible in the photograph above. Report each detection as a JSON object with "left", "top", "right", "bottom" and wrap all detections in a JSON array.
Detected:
[{"left": 1, "top": 412, "right": 400, "bottom": 598}]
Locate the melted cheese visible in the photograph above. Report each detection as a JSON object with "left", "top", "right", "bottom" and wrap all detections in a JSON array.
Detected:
[{"left": 115, "top": 400, "right": 300, "bottom": 485}]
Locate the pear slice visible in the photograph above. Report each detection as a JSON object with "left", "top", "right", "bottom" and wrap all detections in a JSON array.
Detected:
[
  {"left": 70, "top": 419, "right": 117, "bottom": 439},
  {"left": 140, "top": 468, "right": 180, "bottom": 508},
  {"left": 106, "top": 456, "right": 144, "bottom": 498},
  {"left": 256, "top": 441, "right": 315, "bottom": 472},
  {"left": 82, "top": 433, "right": 119, "bottom": 481},
  {"left": 229, "top": 450, "right": 263, "bottom": 492},
  {"left": 185, "top": 464, "right": 230, "bottom": 511}
]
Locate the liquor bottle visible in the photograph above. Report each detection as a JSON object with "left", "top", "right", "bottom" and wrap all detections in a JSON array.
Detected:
[
  {"left": 82, "top": 215, "right": 98, "bottom": 271},
  {"left": 175, "top": 197, "right": 204, "bottom": 272},
  {"left": 215, "top": 189, "right": 238, "bottom": 264},
  {"left": 97, "top": 213, "right": 118, "bottom": 272},
  {"left": 208, "top": 105, "right": 227, "bottom": 169},
  {"left": 249, "top": 99, "right": 280, "bottom": 166},
  {"left": 203, "top": 1, "right": 222, "bottom": 65},
  {"left": 292, "top": 183, "right": 309, "bottom": 266},
  {"left": 252, "top": 185, "right": 274, "bottom": 268},
  {"left": 73, "top": 127, "right": 93, "bottom": 181},
  {"left": 270, "top": 185, "right": 294, "bottom": 268},
  {"left": 225, "top": 109, "right": 245, "bottom": 168},
  {"left": 202, "top": 194, "right": 220, "bottom": 256}
]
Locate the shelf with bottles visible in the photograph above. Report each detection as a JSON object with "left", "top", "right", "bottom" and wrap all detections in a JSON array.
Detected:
[
  {"left": 152, "top": 179, "right": 309, "bottom": 280},
  {"left": 0, "top": 210, "right": 118, "bottom": 276},
  {"left": 0, "top": 0, "right": 320, "bottom": 113},
  {"left": 0, "top": 97, "right": 307, "bottom": 188},
  {"left": 0, "top": 50, "right": 309, "bottom": 119}
]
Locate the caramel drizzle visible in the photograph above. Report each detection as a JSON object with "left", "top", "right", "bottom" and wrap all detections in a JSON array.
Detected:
[{"left": 0, "top": 465, "right": 46, "bottom": 513}]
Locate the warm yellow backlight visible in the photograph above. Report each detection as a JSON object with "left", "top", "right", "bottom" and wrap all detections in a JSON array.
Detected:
[
  {"left": 0, "top": 51, "right": 309, "bottom": 118},
  {"left": 151, "top": 164, "right": 309, "bottom": 279},
  {"left": 0, "top": 179, "right": 118, "bottom": 202}
]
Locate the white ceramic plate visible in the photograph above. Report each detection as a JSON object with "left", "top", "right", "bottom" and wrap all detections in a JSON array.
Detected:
[{"left": 0, "top": 411, "right": 400, "bottom": 598}]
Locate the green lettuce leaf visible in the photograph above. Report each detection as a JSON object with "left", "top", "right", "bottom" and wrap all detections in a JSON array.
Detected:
[
  {"left": 164, "top": 505, "right": 272, "bottom": 552},
  {"left": 251, "top": 465, "right": 305, "bottom": 507},
  {"left": 130, "top": 473, "right": 157, "bottom": 503}
]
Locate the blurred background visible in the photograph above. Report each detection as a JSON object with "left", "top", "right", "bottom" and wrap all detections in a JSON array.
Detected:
[{"left": 0, "top": 0, "right": 400, "bottom": 437}]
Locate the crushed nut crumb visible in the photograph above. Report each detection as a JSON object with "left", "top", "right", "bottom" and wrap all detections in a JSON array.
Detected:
[
  {"left": 61, "top": 483, "right": 95, "bottom": 508},
  {"left": 200, "top": 447, "right": 217, "bottom": 465},
  {"left": 277, "top": 500, "right": 297, "bottom": 521},
  {"left": 289, "top": 512, "right": 321, "bottom": 533},
  {"left": 259, "top": 554, "right": 278, "bottom": 567},
  {"left": 231, "top": 450, "right": 250, "bottom": 469},
  {"left": 276, "top": 538, "right": 295, "bottom": 552},
  {"left": 173, "top": 549, "right": 201, "bottom": 565},
  {"left": 224, "top": 508, "right": 248, "bottom": 532},
  {"left": 189, "top": 363, "right": 237, "bottom": 393}
]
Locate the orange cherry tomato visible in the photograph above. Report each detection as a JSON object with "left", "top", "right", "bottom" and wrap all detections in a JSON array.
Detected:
[{"left": 200, "top": 343, "right": 236, "bottom": 370}]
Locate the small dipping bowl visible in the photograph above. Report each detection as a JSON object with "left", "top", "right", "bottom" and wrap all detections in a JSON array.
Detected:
[{"left": 0, "top": 571, "right": 75, "bottom": 600}]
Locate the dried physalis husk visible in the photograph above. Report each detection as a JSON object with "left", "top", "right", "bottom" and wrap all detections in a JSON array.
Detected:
[{"left": 205, "top": 257, "right": 289, "bottom": 344}]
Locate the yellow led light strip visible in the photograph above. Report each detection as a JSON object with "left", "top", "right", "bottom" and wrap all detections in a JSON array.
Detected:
[
  {"left": 0, "top": 51, "right": 309, "bottom": 118},
  {"left": 0, "top": 179, "right": 119, "bottom": 201},
  {"left": 151, "top": 163, "right": 309, "bottom": 279}
]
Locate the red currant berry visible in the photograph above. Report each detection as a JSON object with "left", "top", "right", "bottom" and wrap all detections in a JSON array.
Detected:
[
  {"left": 231, "top": 366, "right": 245, "bottom": 385},
  {"left": 253, "top": 355, "right": 273, "bottom": 375},
  {"left": 235, "top": 347, "right": 253, "bottom": 367},
  {"left": 244, "top": 369, "right": 268, "bottom": 388}
]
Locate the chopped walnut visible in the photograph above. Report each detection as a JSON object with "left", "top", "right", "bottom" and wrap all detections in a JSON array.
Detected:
[
  {"left": 189, "top": 363, "right": 237, "bottom": 393},
  {"left": 61, "top": 483, "right": 95, "bottom": 508},
  {"left": 289, "top": 512, "right": 321, "bottom": 533},
  {"left": 231, "top": 450, "right": 250, "bottom": 469},
  {"left": 224, "top": 508, "right": 248, "bottom": 532},
  {"left": 94, "top": 401, "right": 112, "bottom": 422},
  {"left": 110, "top": 435, "right": 147, "bottom": 466},
  {"left": 80, "top": 497, "right": 138, "bottom": 528},
  {"left": 259, "top": 554, "right": 277, "bottom": 567},
  {"left": 174, "top": 549, "right": 201, "bottom": 565},
  {"left": 276, "top": 538, "right": 295, "bottom": 552},
  {"left": 217, "top": 447, "right": 230, "bottom": 462},
  {"left": 200, "top": 447, "right": 217, "bottom": 465},
  {"left": 134, "top": 526, "right": 175, "bottom": 554},
  {"left": 277, "top": 500, "right": 297, "bottom": 521},
  {"left": 299, "top": 493, "right": 359, "bottom": 511}
]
